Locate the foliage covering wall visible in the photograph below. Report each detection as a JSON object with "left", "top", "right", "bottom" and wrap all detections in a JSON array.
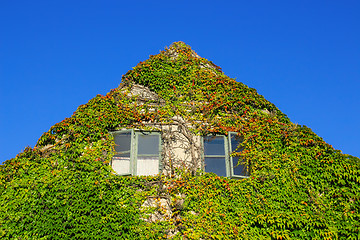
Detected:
[{"left": 1, "top": 42, "right": 359, "bottom": 239}]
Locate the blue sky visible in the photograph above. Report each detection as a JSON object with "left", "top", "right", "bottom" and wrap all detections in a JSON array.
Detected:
[{"left": 1, "top": 0, "right": 359, "bottom": 163}]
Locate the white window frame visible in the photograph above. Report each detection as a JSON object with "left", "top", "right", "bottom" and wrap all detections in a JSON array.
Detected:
[
  {"left": 111, "top": 130, "right": 162, "bottom": 176},
  {"left": 202, "top": 132, "right": 249, "bottom": 179}
]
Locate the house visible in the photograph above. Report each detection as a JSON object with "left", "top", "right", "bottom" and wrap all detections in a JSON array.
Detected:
[{"left": 4, "top": 42, "right": 359, "bottom": 239}]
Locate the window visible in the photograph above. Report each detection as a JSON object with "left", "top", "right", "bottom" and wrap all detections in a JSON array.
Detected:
[
  {"left": 111, "top": 130, "right": 161, "bottom": 176},
  {"left": 203, "top": 132, "right": 249, "bottom": 178}
]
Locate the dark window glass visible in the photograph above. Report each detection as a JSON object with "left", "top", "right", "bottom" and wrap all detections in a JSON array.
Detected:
[
  {"left": 138, "top": 134, "right": 159, "bottom": 155},
  {"left": 204, "top": 136, "right": 225, "bottom": 155},
  {"left": 114, "top": 132, "right": 131, "bottom": 153},
  {"left": 230, "top": 134, "right": 240, "bottom": 152},
  {"left": 233, "top": 157, "right": 249, "bottom": 176},
  {"left": 230, "top": 133, "right": 248, "bottom": 176},
  {"left": 204, "top": 157, "right": 227, "bottom": 177},
  {"left": 113, "top": 152, "right": 130, "bottom": 158}
]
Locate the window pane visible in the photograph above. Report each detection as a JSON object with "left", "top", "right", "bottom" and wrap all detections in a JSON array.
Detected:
[
  {"left": 138, "top": 134, "right": 159, "bottom": 155},
  {"left": 230, "top": 133, "right": 241, "bottom": 152},
  {"left": 112, "top": 153, "right": 130, "bottom": 175},
  {"left": 114, "top": 132, "right": 131, "bottom": 152},
  {"left": 204, "top": 157, "right": 226, "bottom": 177},
  {"left": 233, "top": 157, "right": 249, "bottom": 176},
  {"left": 137, "top": 156, "right": 159, "bottom": 176},
  {"left": 204, "top": 136, "right": 225, "bottom": 155}
]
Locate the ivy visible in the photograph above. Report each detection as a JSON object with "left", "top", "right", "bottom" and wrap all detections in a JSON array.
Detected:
[{"left": 1, "top": 41, "right": 359, "bottom": 239}]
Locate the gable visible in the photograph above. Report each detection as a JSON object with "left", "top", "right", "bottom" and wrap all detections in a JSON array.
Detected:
[{"left": 2, "top": 42, "right": 359, "bottom": 239}]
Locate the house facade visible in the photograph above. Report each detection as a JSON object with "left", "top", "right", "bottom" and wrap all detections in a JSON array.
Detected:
[{"left": 110, "top": 83, "right": 249, "bottom": 178}]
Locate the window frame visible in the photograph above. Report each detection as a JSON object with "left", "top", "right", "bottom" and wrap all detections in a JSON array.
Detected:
[
  {"left": 111, "top": 130, "right": 162, "bottom": 176},
  {"left": 202, "top": 132, "right": 249, "bottom": 179}
]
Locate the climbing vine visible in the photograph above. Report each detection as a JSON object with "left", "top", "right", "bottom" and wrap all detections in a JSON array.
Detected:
[{"left": 0, "top": 42, "right": 359, "bottom": 239}]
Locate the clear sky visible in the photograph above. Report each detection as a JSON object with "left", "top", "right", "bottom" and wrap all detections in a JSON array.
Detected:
[{"left": 1, "top": 0, "right": 359, "bottom": 163}]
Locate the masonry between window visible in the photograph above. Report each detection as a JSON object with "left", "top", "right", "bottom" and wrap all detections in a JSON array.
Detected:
[{"left": 111, "top": 130, "right": 249, "bottom": 178}]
